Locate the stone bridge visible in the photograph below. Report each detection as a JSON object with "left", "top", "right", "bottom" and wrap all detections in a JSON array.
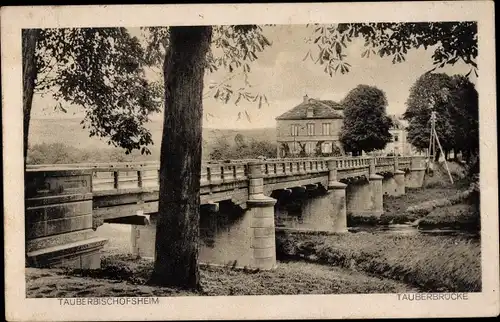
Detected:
[{"left": 25, "top": 155, "right": 426, "bottom": 270}]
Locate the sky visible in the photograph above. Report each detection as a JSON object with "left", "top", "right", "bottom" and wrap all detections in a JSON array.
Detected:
[{"left": 31, "top": 24, "right": 475, "bottom": 129}]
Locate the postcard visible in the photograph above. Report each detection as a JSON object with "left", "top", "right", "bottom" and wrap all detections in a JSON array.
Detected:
[{"left": 2, "top": 2, "right": 498, "bottom": 320}]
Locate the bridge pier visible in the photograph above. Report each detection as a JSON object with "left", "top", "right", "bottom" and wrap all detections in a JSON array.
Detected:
[
  {"left": 25, "top": 169, "right": 107, "bottom": 269},
  {"left": 382, "top": 174, "right": 397, "bottom": 196},
  {"left": 131, "top": 214, "right": 156, "bottom": 258},
  {"left": 199, "top": 162, "right": 277, "bottom": 269},
  {"left": 405, "top": 158, "right": 426, "bottom": 188},
  {"left": 286, "top": 184, "right": 347, "bottom": 233},
  {"left": 382, "top": 157, "right": 406, "bottom": 197},
  {"left": 394, "top": 170, "right": 406, "bottom": 196},
  {"left": 369, "top": 174, "right": 384, "bottom": 216},
  {"left": 273, "top": 161, "right": 348, "bottom": 233},
  {"left": 198, "top": 196, "right": 277, "bottom": 270},
  {"left": 382, "top": 170, "right": 406, "bottom": 197},
  {"left": 345, "top": 161, "right": 384, "bottom": 218},
  {"left": 346, "top": 178, "right": 372, "bottom": 215},
  {"left": 132, "top": 162, "right": 278, "bottom": 270}
]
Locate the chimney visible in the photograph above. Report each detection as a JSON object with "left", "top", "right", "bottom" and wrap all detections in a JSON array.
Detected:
[{"left": 303, "top": 94, "right": 309, "bottom": 103}]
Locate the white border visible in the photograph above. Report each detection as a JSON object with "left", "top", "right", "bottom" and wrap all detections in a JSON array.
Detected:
[{"left": 2, "top": 2, "right": 498, "bottom": 320}]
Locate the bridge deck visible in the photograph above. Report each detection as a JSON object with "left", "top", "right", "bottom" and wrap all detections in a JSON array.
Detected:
[{"left": 26, "top": 156, "right": 422, "bottom": 221}]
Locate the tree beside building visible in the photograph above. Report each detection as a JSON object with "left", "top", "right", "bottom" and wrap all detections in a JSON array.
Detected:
[{"left": 339, "top": 85, "right": 393, "bottom": 156}]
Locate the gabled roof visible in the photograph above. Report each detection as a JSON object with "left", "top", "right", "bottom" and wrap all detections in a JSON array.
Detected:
[
  {"left": 319, "top": 100, "right": 344, "bottom": 110},
  {"left": 275, "top": 97, "right": 344, "bottom": 120}
]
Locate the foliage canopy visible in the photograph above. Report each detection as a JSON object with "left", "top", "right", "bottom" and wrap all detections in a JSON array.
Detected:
[{"left": 340, "top": 85, "right": 393, "bottom": 155}]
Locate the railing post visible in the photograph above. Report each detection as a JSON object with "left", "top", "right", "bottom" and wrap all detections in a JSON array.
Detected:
[
  {"left": 394, "top": 155, "right": 399, "bottom": 172},
  {"left": 113, "top": 171, "right": 120, "bottom": 189},
  {"left": 369, "top": 158, "right": 376, "bottom": 176},
  {"left": 246, "top": 161, "right": 277, "bottom": 270},
  {"left": 137, "top": 170, "right": 143, "bottom": 188},
  {"left": 298, "top": 161, "right": 306, "bottom": 174},
  {"left": 248, "top": 161, "right": 264, "bottom": 199},
  {"left": 327, "top": 159, "right": 338, "bottom": 186}
]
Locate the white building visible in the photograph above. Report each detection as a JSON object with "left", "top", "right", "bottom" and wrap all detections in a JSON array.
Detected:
[{"left": 380, "top": 115, "right": 421, "bottom": 156}]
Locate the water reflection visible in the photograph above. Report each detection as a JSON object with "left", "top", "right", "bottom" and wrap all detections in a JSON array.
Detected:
[{"left": 348, "top": 224, "right": 480, "bottom": 239}]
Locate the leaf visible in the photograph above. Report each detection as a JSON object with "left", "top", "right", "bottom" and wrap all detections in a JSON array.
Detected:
[
  {"left": 235, "top": 93, "right": 242, "bottom": 105},
  {"left": 335, "top": 42, "right": 342, "bottom": 55},
  {"left": 245, "top": 110, "right": 251, "bottom": 122},
  {"left": 258, "top": 96, "right": 262, "bottom": 109}
]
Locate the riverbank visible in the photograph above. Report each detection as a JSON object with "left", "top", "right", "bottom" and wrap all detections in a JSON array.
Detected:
[
  {"left": 348, "top": 161, "right": 479, "bottom": 229},
  {"left": 276, "top": 231, "right": 481, "bottom": 292},
  {"left": 26, "top": 254, "right": 416, "bottom": 298}
]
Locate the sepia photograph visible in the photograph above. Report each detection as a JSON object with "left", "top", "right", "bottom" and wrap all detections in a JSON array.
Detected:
[{"left": 2, "top": 2, "right": 498, "bottom": 321}]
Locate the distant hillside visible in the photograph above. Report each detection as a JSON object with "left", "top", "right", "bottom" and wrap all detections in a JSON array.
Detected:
[{"left": 29, "top": 118, "right": 276, "bottom": 154}]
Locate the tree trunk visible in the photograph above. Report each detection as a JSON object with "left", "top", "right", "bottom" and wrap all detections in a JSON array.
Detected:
[
  {"left": 22, "top": 29, "right": 39, "bottom": 164},
  {"left": 149, "top": 26, "right": 212, "bottom": 289},
  {"left": 434, "top": 149, "right": 441, "bottom": 162}
]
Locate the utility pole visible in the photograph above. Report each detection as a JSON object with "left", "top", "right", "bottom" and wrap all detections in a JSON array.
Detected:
[{"left": 428, "top": 111, "right": 454, "bottom": 184}]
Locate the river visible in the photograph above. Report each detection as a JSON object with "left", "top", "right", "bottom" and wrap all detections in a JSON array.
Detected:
[{"left": 348, "top": 224, "right": 480, "bottom": 239}]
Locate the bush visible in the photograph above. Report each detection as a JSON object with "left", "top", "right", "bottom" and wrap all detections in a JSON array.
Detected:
[
  {"left": 209, "top": 135, "right": 277, "bottom": 160},
  {"left": 347, "top": 214, "right": 380, "bottom": 226},
  {"left": 406, "top": 189, "right": 474, "bottom": 217},
  {"left": 419, "top": 204, "right": 480, "bottom": 231}
]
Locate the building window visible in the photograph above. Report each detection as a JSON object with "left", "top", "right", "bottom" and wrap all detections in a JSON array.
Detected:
[
  {"left": 321, "top": 142, "right": 333, "bottom": 154},
  {"left": 305, "top": 142, "right": 314, "bottom": 155},
  {"left": 291, "top": 124, "right": 300, "bottom": 136},
  {"left": 307, "top": 123, "right": 314, "bottom": 136},
  {"left": 394, "top": 134, "right": 399, "bottom": 142},
  {"left": 322, "top": 123, "right": 331, "bottom": 136}
]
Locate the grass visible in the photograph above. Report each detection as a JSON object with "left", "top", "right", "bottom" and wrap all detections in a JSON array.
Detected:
[
  {"left": 276, "top": 231, "right": 481, "bottom": 293},
  {"left": 405, "top": 189, "right": 473, "bottom": 216},
  {"left": 348, "top": 161, "right": 477, "bottom": 227},
  {"left": 26, "top": 255, "right": 415, "bottom": 298},
  {"left": 347, "top": 187, "right": 473, "bottom": 226},
  {"left": 419, "top": 203, "right": 480, "bottom": 230}
]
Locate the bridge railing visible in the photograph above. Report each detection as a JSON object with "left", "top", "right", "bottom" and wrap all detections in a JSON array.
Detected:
[
  {"left": 27, "top": 161, "right": 159, "bottom": 170},
  {"left": 374, "top": 156, "right": 394, "bottom": 166},
  {"left": 335, "top": 157, "right": 371, "bottom": 169},
  {"left": 260, "top": 158, "right": 330, "bottom": 177},
  {"left": 91, "top": 164, "right": 160, "bottom": 191},
  {"left": 27, "top": 155, "right": 422, "bottom": 193},
  {"left": 202, "top": 163, "right": 248, "bottom": 186}
]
